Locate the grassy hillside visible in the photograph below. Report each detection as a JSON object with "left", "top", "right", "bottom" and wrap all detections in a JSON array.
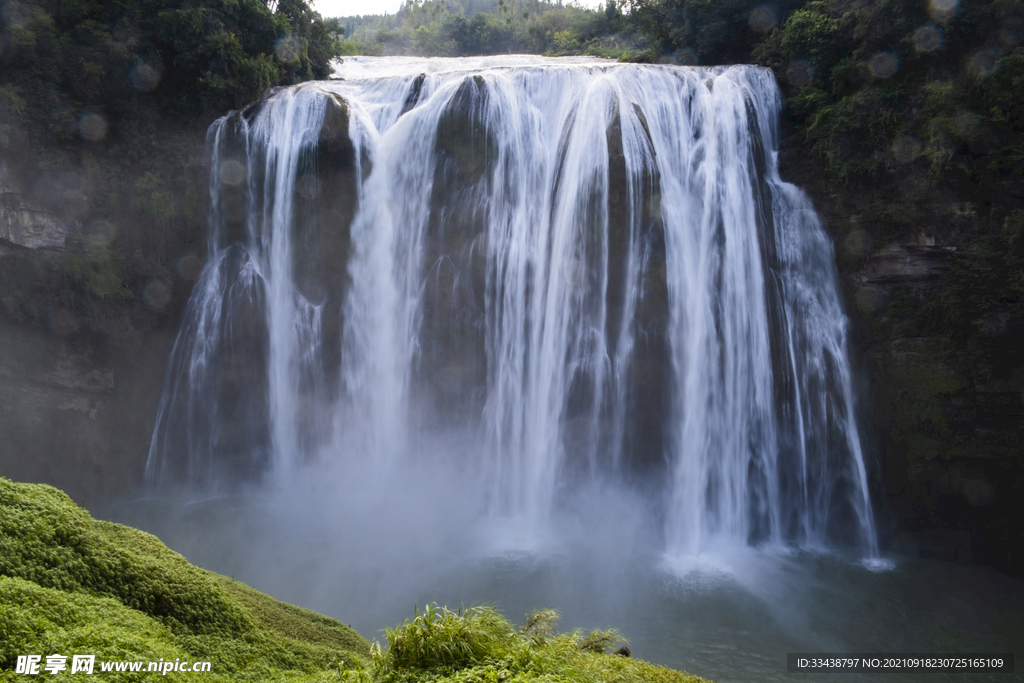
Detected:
[
  {"left": 0, "top": 479, "right": 709, "bottom": 683},
  {"left": 0, "top": 478, "right": 370, "bottom": 681}
]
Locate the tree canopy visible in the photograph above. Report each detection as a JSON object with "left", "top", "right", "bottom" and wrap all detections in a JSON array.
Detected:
[
  {"left": 0, "top": 0, "right": 344, "bottom": 142},
  {"left": 340, "top": 0, "right": 637, "bottom": 59}
]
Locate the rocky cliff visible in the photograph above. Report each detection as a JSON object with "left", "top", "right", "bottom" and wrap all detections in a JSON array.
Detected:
[
  {"left": 1, "top": 164, "right": 72, "bottom": 252},
  {"left": 779, "top": 133, "right": 1024, "bottom": 574},
  {"left": 0, "top": 126, "right": 206, "bottom": 504}
]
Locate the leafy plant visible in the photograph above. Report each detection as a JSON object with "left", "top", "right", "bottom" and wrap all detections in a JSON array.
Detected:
[{"left": 371, "top": 603, "right": 696, "bottom": 683}]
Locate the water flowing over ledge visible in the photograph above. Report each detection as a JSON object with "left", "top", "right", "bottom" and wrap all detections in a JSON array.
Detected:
[{"left": 146, "top": 56, "right": 878, "bottom": 558}]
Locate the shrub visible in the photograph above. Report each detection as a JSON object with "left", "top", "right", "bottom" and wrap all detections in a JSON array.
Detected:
[{"left": 373, "top": 604, "right": 706, "bottom": 683}]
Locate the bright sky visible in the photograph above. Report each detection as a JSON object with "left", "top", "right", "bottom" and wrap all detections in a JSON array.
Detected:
[{"left": 312, "top": 0, "right": 601, "bottom": 19}]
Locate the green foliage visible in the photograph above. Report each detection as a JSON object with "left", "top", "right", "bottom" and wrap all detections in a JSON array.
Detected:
[
  {"left": 341, "top": 0, "right": 641, "bottom": 58},
  {"left": 0, "top": 479, "right": 370, "bottom": 679},
  {"left": 0, "top": 0, "right": 344, "bottom": 129},
  {"left": 372, "top": 604, "right": 706, "bottom": 683},
  {"left": 975, "top": 48, "right": 1024, "bottom": 196},
  {"left": 0, "top": 479, "right": 251, "bottom": 638},
  {"left": 215, "top": 575, "right": 371, "bottom": 669},
  {"left": 630, "top": 0, "right": 806, "bottom": 64},
  {"left": 379, "top": 605, "right": 513, "bottom": 673},
  {"left": 0, "top": 83, "right": 27, "bottom": 147},
  {"left": 752, "top": 0, "right": 1024, "bottom": 196},
  {"left": 58, "top": 235, "right": 133, "bottom": 301},
  {"left": 0, "top": 576, "right": 191, "bottom": 681},
  {"left": 771, "top": 1, "right": 842, "bottom": 68},
  {"left": 627, "top": 0, "right": 1023, "bottom": 205}
]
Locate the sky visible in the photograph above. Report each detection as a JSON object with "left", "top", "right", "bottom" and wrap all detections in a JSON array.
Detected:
[{"left": 312, "top": 0, "right": 601, "bottom": 19}]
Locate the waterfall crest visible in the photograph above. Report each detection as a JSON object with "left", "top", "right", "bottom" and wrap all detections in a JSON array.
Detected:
[{"left": 147, "top": 56, "right": 877, "bottom": 556}]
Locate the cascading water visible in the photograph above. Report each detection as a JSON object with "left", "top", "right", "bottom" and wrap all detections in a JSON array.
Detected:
[{"left": 146, "top": 56, "right": 876, "bottom": 557}]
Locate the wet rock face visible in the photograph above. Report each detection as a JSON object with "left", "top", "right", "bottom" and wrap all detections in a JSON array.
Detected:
[
  {"left": 0, "top": 163, "right": 73, "bottom": 252},
  {"left": 0, "top": 321, "right": 174, "bottom": 502},
  {"left": 415, "top": 76, "right": 494, "bottom": 425},
  {"left": 413, "top": 84, "right": 672, "bottom": 477},
  {"left": 408, "top": 87, "right": 673, "bottom": 475},
  {"left": 0, "top": 199, "right": 70, "bottom": 251},
  {"left": 292, "top": 93, "right": 357, "bottom": 304},
  {"left": 868, "top": 332, "right": 1024, "bottom": 573},
  {"left": 853, "top": 241, "right": 1022, "bottom": 574},
  {"left": 401, "top": 74, "right": 426, "bottom": 116},
  {"left": 293, "top": 93, "right": 358, "bottom": 387},
  {"left": 0, "top": 163, "right": 76, "bottom": 253},
  {"left": 604, "top": 101, "right": 669, "bottom": 480},
  {"left": 210, "top": 113, "right": 250, "bottom": 249},
  {"left": 853, "top": 242, "right": 957, "bottom": 306},
  {"left": 822, "top": 222, "right": 1024, "bottom": 573},
  {"left": 0, "top": 148, "right": 201, "bottom": 500}
]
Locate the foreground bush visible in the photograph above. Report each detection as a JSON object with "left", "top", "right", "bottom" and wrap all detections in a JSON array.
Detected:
[{"left": 370, "top": 605, "right": 709, "bottom": 683}]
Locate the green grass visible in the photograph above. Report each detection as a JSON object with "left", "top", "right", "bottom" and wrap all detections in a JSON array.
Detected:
[
  {"left": 0, "top": 479, "right": 709, "bottom": 682},
  {"left": 0, "top": 478, "right": 369, "bottom": 681},
  {"left": 371, "top": 605, "right": 710, "bottom": 683},
  {"left": 1, "top": 576, "right": 193, "bottom": 681}
]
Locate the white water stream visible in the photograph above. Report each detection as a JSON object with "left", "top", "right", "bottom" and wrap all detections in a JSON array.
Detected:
[{"left": 147, "top": 56, "right": 876, "bottom": 558}]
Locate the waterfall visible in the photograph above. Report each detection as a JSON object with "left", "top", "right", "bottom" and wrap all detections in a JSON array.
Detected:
[{"left": 146, "top": 56, "right": 877, "bottom": 557}]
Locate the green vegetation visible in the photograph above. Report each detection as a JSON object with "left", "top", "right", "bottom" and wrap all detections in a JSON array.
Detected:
[
  {"left": 0, "top": 0, "right": 343, "bottom": 128},
  {"left": 339, "top": 0, "right": 642, "bottom": 59},
  {"left": 0, "top": 479, "right": 707, "bottom": 682},
  {"left": 369, "top": 604, "right": 707, "bottom": 683},
  {"left": 626, "top": 0, "right": 1023, "bottom": 240},
  {"left": 752, "top": 0, "right": 1024, "bottom": 204},
  {"left": 630, "top": 0, "right": 1023, "bottom": 213},
  {"left": 630, "top": 0, "right": 806, "bottom": 64},
  {"left": 0, "top": 478, "right": 370, "bottom": 681}
]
